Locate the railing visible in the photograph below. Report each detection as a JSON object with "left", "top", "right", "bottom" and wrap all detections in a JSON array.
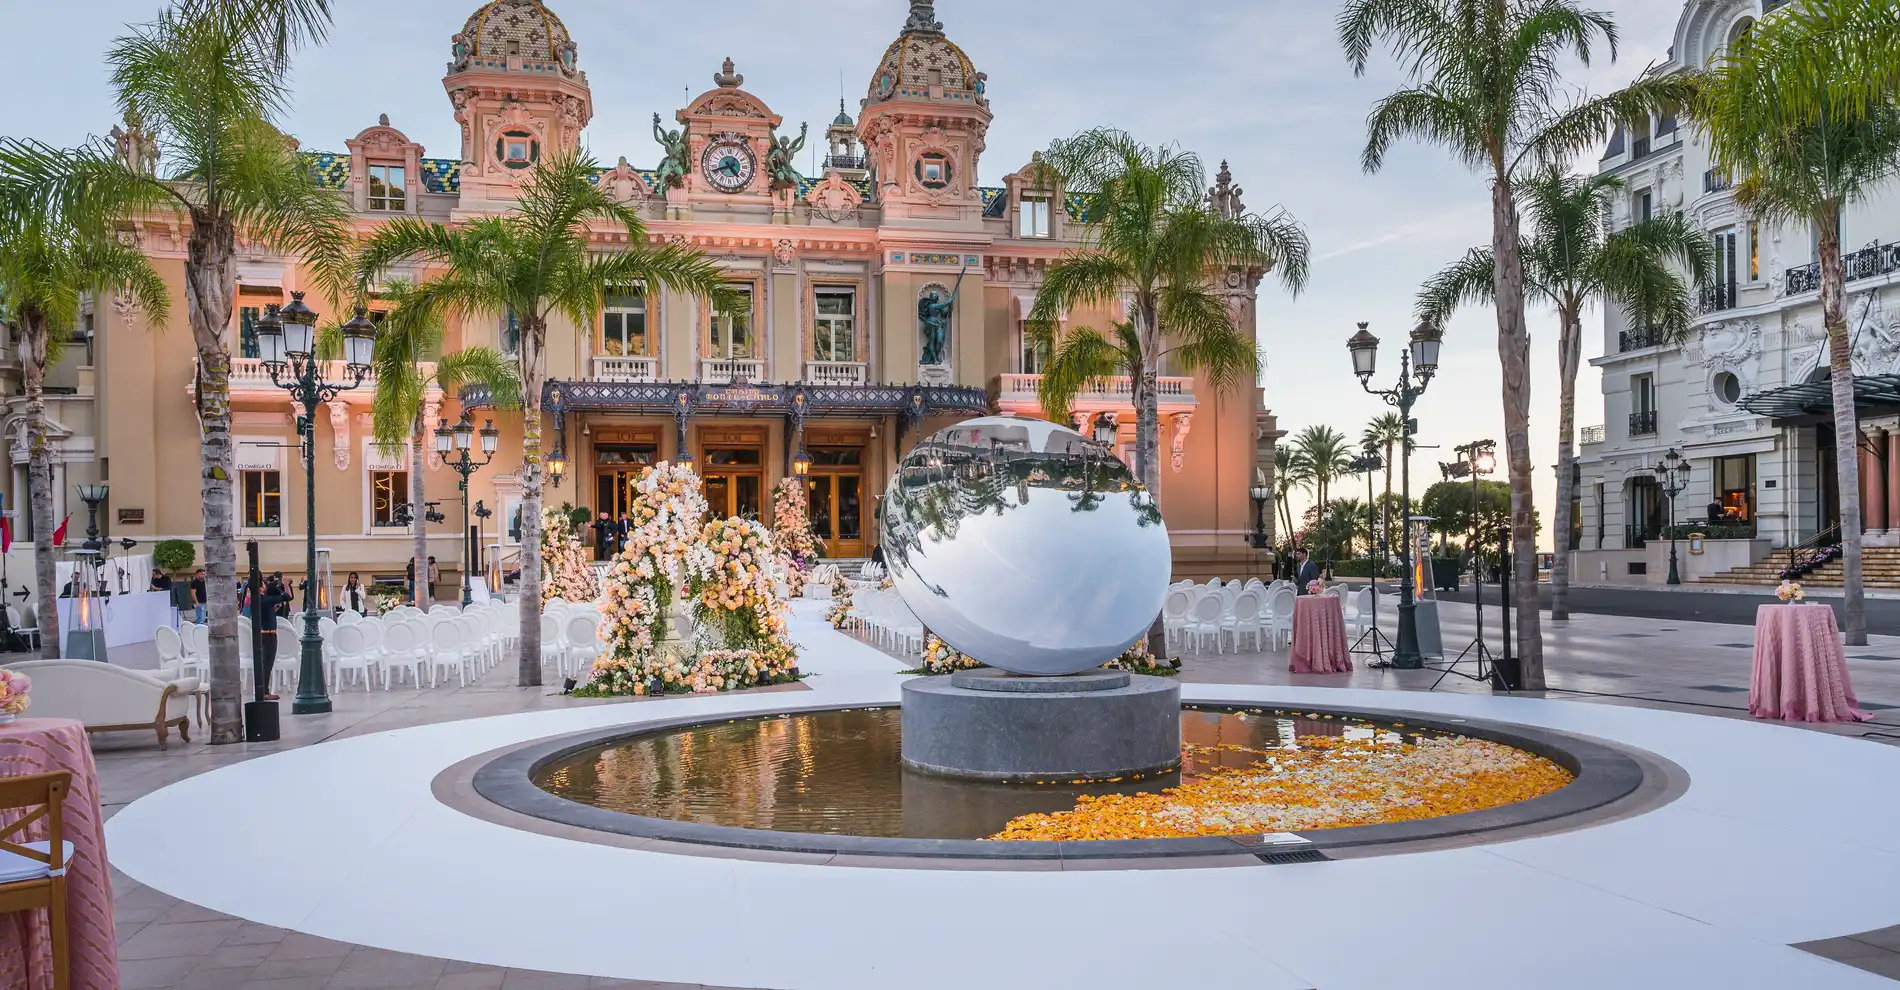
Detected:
[
  {"left": 1703, "top": 169, "right": 1732, "bottom": 194},
  {"left": 803, "top": 361, "right": 867, "bottom": 386},
  {"left": 1625, "top": 521, "right": 1662, "bottom": 550},
  {"left": 700, "top": 358, "right": 765, "bottom": 384},
  {"left": 211, "top": 356, "right": 420, "bottom": 390},
  {"left": 1580, "top": 425, "right": 1605, "bottom": 445},
  {"left": 590, "top": 355, "right": 659, "bottom": 382},
  {"left": 1618, "top": 326, "right": 1666, "bottom": 352},
  {"left": 1780, "top": 524, "right": 1843, "bottom": 581},
  {"left": 822, "top": 154, "right": 866, "bottom": 171},
  {"left": 1630, "top": 136, "right": 1652, "bottom": 160},
  {"left": 1628, "top": 410, "right": 1658, "bottom": 437},
  {"left": 1783, "top": 240, "right": 1900, "bottom": 297},
  {"left": 993, "top": 373, "right": 1196, "bottom": 404},
  {"left": 1698, "top": 283, "right": 1738, "bottom": 314}
]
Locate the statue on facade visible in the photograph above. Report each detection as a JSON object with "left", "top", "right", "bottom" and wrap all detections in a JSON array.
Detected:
[
  {"left": 653, "top": 114, "right": 689, "bottom": 190},
  {"left": 109, "top": 109, "right": 159, "bottom": 176},
  {"left": 1207, "top": 160, "right": 1245, "bottom": 219},
  {"left": 450, "top": 33, "right": 471, "bottom": 71},
  {"left": 918, "top": 266, "right": 966, "bottom": 367},
  {"left": 559, "top": 39, "right": 578, "bottom": 75},
  {"left": 768, "top": 123, "right": 807, "bottom": 190}
]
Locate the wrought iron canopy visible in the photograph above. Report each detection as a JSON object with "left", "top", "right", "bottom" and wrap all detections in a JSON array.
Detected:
[{"left": 1737, "top": 373, "right": 1900, "bottom": 425}]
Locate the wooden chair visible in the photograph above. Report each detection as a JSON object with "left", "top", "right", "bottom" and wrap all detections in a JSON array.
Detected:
[{"left": 0, "top": 771, "right": 72, "bottom": 990}]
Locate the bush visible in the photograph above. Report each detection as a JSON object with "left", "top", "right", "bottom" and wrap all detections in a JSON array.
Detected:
[
  {"left": 1328, "top": 557, "right": 1402, "bottom": 578},
  {"left": 153, "top": 539, "right": 195, "bottom": 573},
  {"left": 1662, "top": 524, "right": 1755, "bottom": 540},
  {"left": 568, "top": 506, "right": 593, "bottom": 530}
]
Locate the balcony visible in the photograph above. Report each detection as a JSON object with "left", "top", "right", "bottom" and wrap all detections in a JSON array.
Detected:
[
  {"left": 992, "top": 373, "right": 1197, "bottom": 417},
  {"left": 803, "top": 361, "right": 867, "bottom": 386},
  {"left": 1618, "top": 326, "right": 1666, "bottom": 352},
  {"left": 1629, "top": 410, "right": 1659, "bottom": 437},
  {"left": 700, "top": 359, "right": 765, "bottom": 384},
  {"left": 590, "top": 355, "right": 658, "bottom": 383},
  {"left": 1703, "top": 168, "right": 1732, "bottom": 194},
  {"left": 1783, "top": 240, "right": 1900, "bottom": 297},
  {"left": 1698, "top": 283, "right": 1738, "bottom": 314},
  {"left": 195, "top": 357, "right": 424, "bottom": 401},
  {"left": 1581, "top": 424, "right": 1606, "bottom": 445},
  {"left": 822, "top": 154, "right": 866, "bottom": 171}
]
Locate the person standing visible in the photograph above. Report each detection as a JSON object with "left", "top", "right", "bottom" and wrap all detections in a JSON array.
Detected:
[
  {"left": 426, "top": 556, "right": 440, "bottom": 599},
  {"left": 149, "top": 567, "right": 173, "bottom": 593},
  {"left": 405, "top": 558, "right": 416, "bottom": 603},
  {"left": 248, "top": 576, "right": 295, "bottom": 701},
  {"left": 1294, "top": 547, "right": 1321, "bottom": 594},
  {"left": 592, "top": 512, "right": 616, "bottom": 560},
  {"left": 341, "top": 572, "right": 364, "bottom": 613}
]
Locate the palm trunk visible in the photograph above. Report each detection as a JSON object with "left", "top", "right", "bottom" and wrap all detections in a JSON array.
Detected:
[
  {"left": 1552, "top": 307, "right": 1582, "bottom": 623},
  {"left": 187, "top": 215, "right": 243, "bottom": 742},
  {"left": 1134, "top": 305, "right": 1166, "bottom": 657},
  {"left": 410, "top": 411, "right": 430, "bottom": 611},
  {"left": 21, "top": 314, "right": 58, "bottom": 659},
  {"left": 1490, "top": 174, "right": 1545, "bottom": 690},
  {"left": 516, "top": 322, "right": 545, "bottom": 686},
  {"left": 1819, "top": 207, "right": 1866, "bottom": 645}
]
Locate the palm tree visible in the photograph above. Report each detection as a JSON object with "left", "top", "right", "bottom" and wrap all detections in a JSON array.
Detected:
[
  {"left": 1706, "top": 0, "right": 1900, "bottom": 126},
  {"left": 1273, "top": 445, "right": 1311, "bottom": 542},
  {"left": 356, "top": 151, "right": 737, "bottom": 685},
  {"left": 365, "top": 279, "right": 520, "bottom": 612},
  {"left": 1291, "top": 424, "right": 1355, "bottom": 526},
  {"left": 1695, "top": 1, "right": 1900, "bottom": 647},
  {"left": 0, "top": 0, "right": 351, "bottom": 742},
  {"left": 0, "top": 200, "right": 168, "bottom": 659},
  {"left": 1418, "top": 167, "right": 1712, "bottom": 623},
  {"left": 1339, "top": 0, "right": 1694, "bottom": 689},
  {"left": 1360, "top": 411, "right": 1406, "bottom": 551}
]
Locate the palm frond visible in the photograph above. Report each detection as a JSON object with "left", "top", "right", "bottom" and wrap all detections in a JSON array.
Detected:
[
  {"left": 1416, "top": 246, "right": 1497, "bottom": 325},
  {"left": 1036, "top": 324, "right": 1131, "bottom": 425}
]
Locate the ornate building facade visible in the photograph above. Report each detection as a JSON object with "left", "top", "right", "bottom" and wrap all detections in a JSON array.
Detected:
[{"left": 5, "top": 0, "right": 1279, "bottom": 591}]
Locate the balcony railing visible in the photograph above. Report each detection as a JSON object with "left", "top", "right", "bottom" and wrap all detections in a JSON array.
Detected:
[
  {"left": 1629, "top": 410, "right": 1659, "bottom": 437},
  {"left": 211, "top": 356, "right": 417, "bottom": 390},
  {"left": 1580, "top": 425, "right": 1606, "bottom": 445},
  {"left": 1698, "top": 283, "right": 1738, "bottom": 314},
  {"left": 590, "top": 355, "right": 658, "bottom": 382},
  {"left": 700, "top": 358, "right": 765, "bottom": 384},
  {"left": 993, "top": 373, "right": 1197, "bottom": 406},
  {"left": 803, "top": 361, "right": 867, "bottom": 386},
  {"left": 1703, "top": 168, "right": 1732, "bottom": 194},
  {"left": 1618, "top": 326, "right": 1666, "bottom": 352},
  {"left": 822, "top": 154, "right": 866, "bottom": 171},
  {"left": 1783, "top": 240, "right": 1900, "bottom": 297}
]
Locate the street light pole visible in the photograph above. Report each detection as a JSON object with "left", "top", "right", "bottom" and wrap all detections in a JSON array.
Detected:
[
  {"left": 438, "top": 414, "right": 500, "bottom": 607},
  {"left": 1346, "top": 319, "right": 1441, "bottom": 669},
  {"left": 256, "top": 295, "right": 377, "bottom": 715},
  {"left": 1653, "top": 448, "right": 1690, "bottom": 585}
]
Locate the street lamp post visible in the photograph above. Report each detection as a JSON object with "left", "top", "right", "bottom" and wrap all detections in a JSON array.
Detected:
[
  {"left": 1249, "top": 470, "right": 1272, "bottom": 550},
  {"left": 256, "top": 295, "right": 376, "bottom": 715},
  {"left": 1346, "top": 319, "right": 1441, "bottom": 669},
  {"left": 436, "top": 414, "right": 500, "bottom": 606},
  {"left": 1652, "top": 447, "right": 1690, "bottom": 585}
]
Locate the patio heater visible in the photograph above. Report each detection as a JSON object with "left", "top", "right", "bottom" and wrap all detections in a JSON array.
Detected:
[{"left": 65, "top": 483, "right": 111, "bottom": 661}]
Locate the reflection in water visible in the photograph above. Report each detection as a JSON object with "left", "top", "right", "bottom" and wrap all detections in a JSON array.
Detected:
[{"left": 535, "top": 708, "right": 1438, "bottom": 840}]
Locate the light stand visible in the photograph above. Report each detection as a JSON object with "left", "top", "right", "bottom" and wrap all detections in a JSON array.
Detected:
[
  {"left": 1347, "top": 319, "right": 1440, "bottom": 669},
  {"left": 1348, "top": 452, "right": 1395, "bottom": 661},
  {"left": 474, "top": 500, "right": 493, "bottom": 598},
  {"left": 1430, "top": 440, "right": 1513, "bottom": 691},
  {"left": 1653, "top": 448, "right": 1690, "bottom": 585},
  {"left": 257, "top": 296, "right": 376, "bottom": 715},
  {"left": 437, "top": 414, "right": 499, "bottom": 607}
]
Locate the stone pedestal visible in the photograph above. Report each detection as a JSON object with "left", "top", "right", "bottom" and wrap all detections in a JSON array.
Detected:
[{"left": 900, "top": 669, "right": 1181, "bottom": 782}]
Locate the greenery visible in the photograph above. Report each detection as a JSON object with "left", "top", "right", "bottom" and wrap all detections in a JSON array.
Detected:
[
  {"left": 153, "top": 539, "right": 196, "bottom": 574},
  {"left": 1419, "top": 479, "right": 1540, "bottom": 541},
  {"left": 1329, "top": 557, "right": 1402, "bottom": 578},
  {"left": 567, "top": 506, "right": 592, "bottom": 531}
]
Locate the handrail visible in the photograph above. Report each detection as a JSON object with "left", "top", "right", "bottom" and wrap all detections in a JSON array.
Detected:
[{"left": 1779, "top": 524, "right": 1843, "bottom": 582}]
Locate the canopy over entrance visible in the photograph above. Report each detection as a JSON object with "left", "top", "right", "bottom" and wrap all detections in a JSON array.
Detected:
[{"left": 1738, "top": 373, "right": 1900, "bottom": 426}]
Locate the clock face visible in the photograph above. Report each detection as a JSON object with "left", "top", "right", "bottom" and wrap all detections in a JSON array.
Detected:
[{"left": 700, "top": 139, "right": 757, "bottom": 193}]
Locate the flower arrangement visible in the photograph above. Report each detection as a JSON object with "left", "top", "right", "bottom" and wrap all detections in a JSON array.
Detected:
[
  {"left": 369, "top": 586, "right": 400, "bottom": 615},
  {"left": 540, "top": 504, "right": 599, "bottom": 607},
  {"left": 911, "top": 634, "right": 984, "bottom": 675},
  {"left": 1102, "top": 642, "right": 1182, "bottom": 677},
  {"left": 825, "top": 571, "right": 854, "bottom": 629},
  {"left": 578, "top": 641, "right": 800, "bottom": 697},
  {"left": 1776, "top": 580, "right": 1806, "bottom": 602},
  {"left": 685, "top": 516, "right": 792, "bottom": 651},
  {"left": 1306, "top": 579, "right": 1323, "bottom": 595},
  {"left": 878, "top": 577, "right": 894, "bottom": 591},
  {"left": 0, "top": 669, "right": 30, "bottom": 720},
  {"left": 771, "top": 477, "right": 820, "bottom": 577}
]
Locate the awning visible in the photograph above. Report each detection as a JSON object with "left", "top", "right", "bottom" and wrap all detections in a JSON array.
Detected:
[{"left": 1737, "top": 373, "right": 1900, "bottom": 425}]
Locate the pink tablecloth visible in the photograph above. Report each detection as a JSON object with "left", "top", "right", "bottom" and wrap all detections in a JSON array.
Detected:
[
  {"left": 0, "top": 718, "right": 117, "bottom": 990},
  {"left": 1290, "top": 595, "right": 1353, "bottom": 674},
  {"left": 1750, "top": 604, "right": 1872, "bottom": 723}
]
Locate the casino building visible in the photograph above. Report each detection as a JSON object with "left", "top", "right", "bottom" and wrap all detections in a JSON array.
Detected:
[{"left": 6, "top": 0, "right": 1282, "bottom": 592}]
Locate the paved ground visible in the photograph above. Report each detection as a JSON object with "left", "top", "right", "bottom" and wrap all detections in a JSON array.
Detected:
[
  {"left": 1432, "top": 582, "right": 1900, "bottom": 634},
  {"left": 81, "top": 598, "right": 1900, "bottom": 988}
]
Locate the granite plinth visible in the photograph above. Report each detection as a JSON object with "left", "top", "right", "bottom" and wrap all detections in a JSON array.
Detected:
[{"left": 900, "top": 672, "right": 1181, "bottom": 782}]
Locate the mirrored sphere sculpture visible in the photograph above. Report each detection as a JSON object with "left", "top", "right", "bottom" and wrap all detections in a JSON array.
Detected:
[{"left": 883, "top": 416, "right": 1171, "bottom": 676}]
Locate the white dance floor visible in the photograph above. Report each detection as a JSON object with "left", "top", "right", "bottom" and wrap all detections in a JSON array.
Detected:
[{"left": 107, "top": 604, "right": 1900, "bottom": 989}]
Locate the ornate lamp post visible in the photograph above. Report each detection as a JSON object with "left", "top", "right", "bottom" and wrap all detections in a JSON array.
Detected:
[
  {"left": 256, "top": 295, "right": 375, "bottom": 714},
  {"left": 436, "top": 414, "right": 500, "bottom": 606},
  {"left": 1249, "top": 470, "right": 1272, "bottom": 550},
  {"left": 546, "top": 449, "right": 566, "bottom": 488},
  {"left": 1347, "top": 319, "right": 1440, "bottom": 669},
  {"left": 792, "top": 448, "right": 812, "bottom": 477},
  {"left": 1652, "top": 447, "right": 1690, "bottom": 585},
  {"left": 1091, "top": 413, "right": 1118, "bottom": 448}
]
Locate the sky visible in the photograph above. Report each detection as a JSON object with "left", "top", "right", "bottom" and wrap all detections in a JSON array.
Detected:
[{"left": 0, "top": 0, "right": 1690, "bottom": 550}]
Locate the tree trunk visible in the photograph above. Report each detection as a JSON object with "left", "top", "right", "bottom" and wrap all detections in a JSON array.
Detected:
[
  {"left": 1490, "top": 174, "right": 1545, "bottom": 689},
  {"left": 1134, "top": 302, "right": 1166, "bottom": 657},
  {"left": 186, "top": 214, "right": 242, "bottom": 741},
  {"left": 1552, "top": 306, "right": 1582, "bottom": 623},
  {"left": 20, "top": 313, "right": 58, "bottom": 659},
  {"left": 410, "top": 411, "right": 430, "bottom": 611},
  {"left": 1819, "top": 206, "right": 1866, "bottom": 645},
  {"left": 516, "top": 321, "right": 545, "bottom": 686}
]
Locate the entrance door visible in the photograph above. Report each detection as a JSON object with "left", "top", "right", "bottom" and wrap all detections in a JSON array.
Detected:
[
  {"left": 703, "top": 447, "right": 763, "bottom": 520},
  {"left": 593, "top": 444, "right": 656, "bottom": 522},
  {"left": 806, "top": 447, "right": 865, "bottom": 558}
]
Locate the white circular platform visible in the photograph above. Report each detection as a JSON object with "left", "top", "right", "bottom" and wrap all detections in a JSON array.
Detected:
[{"left": 107, "top": 605, "right": 1900, "bottom": 989}]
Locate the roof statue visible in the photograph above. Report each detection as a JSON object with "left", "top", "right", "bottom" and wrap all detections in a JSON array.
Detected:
[
  {"left": 652, "top": 113, "right": 689, "bottom": 190},
  {"left": 714, "top": 57, "right": 743, "bottom": 89},
  {"left": 768, "top": 123, "right": 808, "bottom": 190},
  {"left": 109, "top": 109, "right": 159, "bottom": 176},
  {"left": 1208, "top": 160, "right": 1245, "bottom": 219},
  {"left": 904, "top": 0, "right": 943, "bottom": 34}
]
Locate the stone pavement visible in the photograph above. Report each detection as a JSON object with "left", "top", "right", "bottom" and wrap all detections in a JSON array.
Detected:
[{"left": 88, "top": 599, "right": 1900, "bottom": 987}]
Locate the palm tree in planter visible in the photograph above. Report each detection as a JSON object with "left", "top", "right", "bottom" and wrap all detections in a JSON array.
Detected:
[
  {"left": 1695, "top": 0, "right": 1900, "bottom": 647},
  {"left": 1027, "top": 129, "right": 1309, "bottom": 653},
  {"left": 0, "top": 0, "right": 351, "bottom": 741},
  {"left": 356, "top": 151, "right": 738, "bottom": 686},
  {"left": 363, "top": 279, "right": 520, "bottom": 613},
  {"left": 0, "top": 199, "right": 169, "bottom": 658},
  {"left": 1340, "top": 0, "right": 1695, "bottom": 688},
  {"left": 1418, "top": 167, "right": 1711, "bottom": 624},
  {"left": 1360, "top": 411, "right": 1407, "bottom": 553}
]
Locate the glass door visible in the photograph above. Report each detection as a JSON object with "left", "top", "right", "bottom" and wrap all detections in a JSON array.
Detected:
[
  {"left": 806, "top": 447, "right": 865, "bottom": 558},
  {"left": 703, "top": 447, "right": 763, "bottom": 520},
  {"left": 593, "top": 445, "right": 655, "bottom": 522}
]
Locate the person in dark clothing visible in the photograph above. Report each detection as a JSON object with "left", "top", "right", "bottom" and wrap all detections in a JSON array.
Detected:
[
  {"left": 249, "top": 577, "right": 295, "bottom": 701},
  {"left": 405, "top": 558, "right": 417, "bottom": 602},
  {"left": 150, "top": 568, "right": 173, "bottom": 593},
  {"left": 190, "top": 569, "right": 208, "bottom": 623},
  {"left": 592, "top": 513, "right": 616, "bottom": 560},
  {"left": 1294, "top": 548, "right": 1321, "bottom": 594},
  {"left": 1707, "top": 500, "right": 1727, "bottom": 526}
]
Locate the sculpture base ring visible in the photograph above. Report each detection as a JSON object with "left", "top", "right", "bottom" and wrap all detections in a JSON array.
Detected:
[{"left": 900, "top": 672, "right": 1182, "bottom": 782}]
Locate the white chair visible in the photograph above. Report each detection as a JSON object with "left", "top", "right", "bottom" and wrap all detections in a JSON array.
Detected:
[
  {"left": 429, "top": 603, "right": 461, "bottom": 617},
  {"left": 1344, "top": 587, "right": 1374, "bottom": 639},
  {"left": 1161, "top": 588, "right": 1195, "bottom": 650},
  {"left": 273, "top": 629, "right": 301, "bottom": 695},
  {"left": 539, "top": 615, "right": 566, "bottom": 673},
  {"left": 1224, "top": 589, "right": 1265, "bottom": 652},
  {"left": 331, "top": 623, "right": 379, "bottom": 691},
  {"left": 379, "top": 621, "right": 426, "bottom": 690},
  {"left": 1185, "top": 594, "right": 1227, "bottom": 654},
  {"left": 429, "top": 621, "right": 471, "bottom": 687},
  {"left": 562, "top": 613, "right": 601, "bottom": 679},
  {"left": 337, "top": 610, "right": 363, "bottom": 626},
  {"left": 1265, "top": 587, "right": 1297, "bottom": 651},
  {"left": 154, "top": 626, "right": 203, "bottom": 682}
]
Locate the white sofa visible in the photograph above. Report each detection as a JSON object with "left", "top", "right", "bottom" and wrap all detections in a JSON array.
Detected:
[{"left": 1, "top": 660, "right": 197, "bottom": 749}]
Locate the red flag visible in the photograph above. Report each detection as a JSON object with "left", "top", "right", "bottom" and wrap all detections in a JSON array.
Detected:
[
  {"left": 51, "top": 514, "right": 69, "bottom": 548},
  {"left": 1, "top": 515, "right": 11, "bottom": 555}
]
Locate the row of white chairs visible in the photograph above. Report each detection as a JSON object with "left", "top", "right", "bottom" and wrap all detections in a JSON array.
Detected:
[
  {"left": 1160, "top": 578, "right": 1381, "bottom": 654},
  {"left": 538, "top": 598, "right": 605, "bottom": 679},
  {"left": 838, "top": 586, "right": 922, "bottom": 656},
  {"left": 159, "top": 601, "right": 520, "bottom": 693}
]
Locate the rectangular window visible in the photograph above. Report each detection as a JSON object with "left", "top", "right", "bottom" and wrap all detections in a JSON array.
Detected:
[
  {"left": 712, "top": 285, "right": 753, "bottom": 359},
  {"left": 1712, "top": 455, "right": 1755, "bottom": 530},
  {"left": 1632, "top": 374, "right": 1654, "bottom": 417},
  {"left": 501, "top": 309, "right": 521, "bottom": 358},
  {"left": 367, "top": 163, "right": 406, "bottom": 212},
  {"left": 1748, "top": 221, "right": 1761, "bottom": 281},
  {"left": 1637, "top": 189, "right": 1653, "bottom": 222},
  {"left": 602, "top": 286, "right": 647, "bottom": 357},
  {"left": 241, "top": 470, "right": 281, "bottom": 529},
  {"left": 1018, "top": 196, "right": 1052, "bottom": 238},
  {"left": 1020, "top": 326, "right": 1051, "bottom": 373},
  {"left": 813, "top": 288, "right": 856, "bottom": 361},
  {"left": 371, "top": 470, "right": 408, "bottom": 527},
  {"left": 238, "top": 306, "right": 261, "bottom": 359},
  {"left": 1714, "top": 228, "right": 1740, "bottom": 295},
  {"left": 1630, "top": 115, "right": 1652, "bottom": 158}
]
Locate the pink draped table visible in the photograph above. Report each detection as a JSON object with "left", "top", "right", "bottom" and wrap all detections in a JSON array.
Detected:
[
  {"left": 1289, "top": 595, "right": 1353, "bottom": 674},
  {"left": 1751, "top": 604, "right": 1871, "bottom": 723},
  {"left": 0, "top": 718, "right": 117, "bottom": 990}
]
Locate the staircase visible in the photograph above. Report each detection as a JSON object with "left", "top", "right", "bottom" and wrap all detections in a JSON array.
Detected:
[
  {"left": 824, "top": 558, "right": 873, "bottom": 579},
  {"left": 1696, "top": 545, "right": 1900, "bottom": 589}
]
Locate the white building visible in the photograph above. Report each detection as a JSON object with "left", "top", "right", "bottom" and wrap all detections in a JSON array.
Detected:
[{"left": 1574, "top": 0, "right": 1900, "bottom": 585}]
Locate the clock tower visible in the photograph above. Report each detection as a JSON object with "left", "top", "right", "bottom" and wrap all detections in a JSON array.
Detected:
[
  {"left": 444, "top": 0, "right": 592, "bottom": 211},
  {"left": 670, "top": 58, "right": 788, "bottom": 216}
]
